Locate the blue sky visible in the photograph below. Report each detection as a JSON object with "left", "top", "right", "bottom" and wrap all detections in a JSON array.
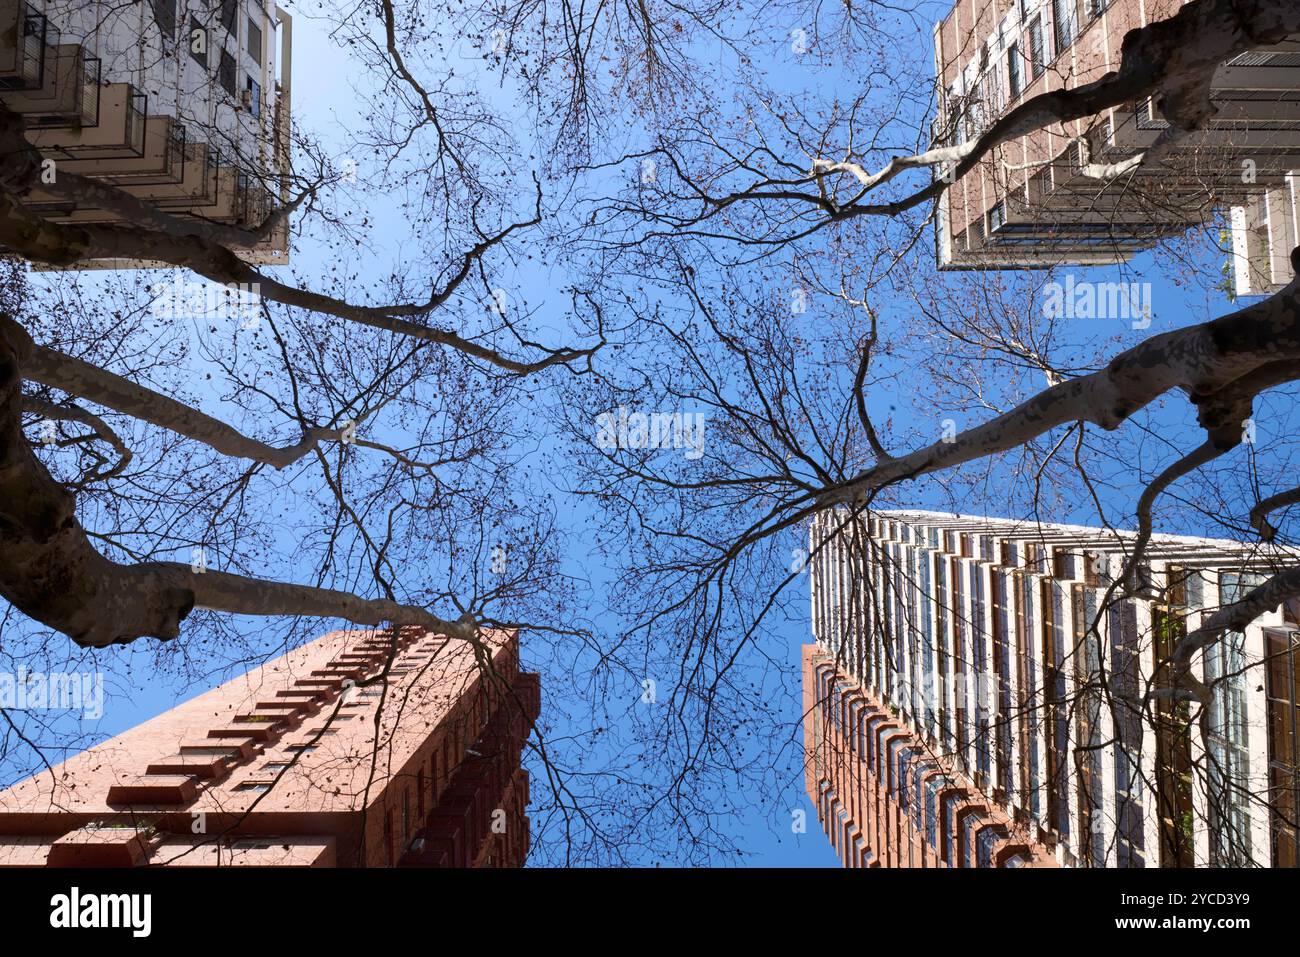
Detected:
[{"left": 4, "top": 0, "right": 1294, "bottom": 869}]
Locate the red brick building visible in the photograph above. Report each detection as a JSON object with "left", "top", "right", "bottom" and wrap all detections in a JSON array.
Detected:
[
  {"left": 804, "top": 645, "right": 1056, "bottom": 868},
  {"left": 0, "top": 625, "right": 540, "bottom": 867},
  {"left": 933, "top": 0, "right": 1300, "bottom": 289}
]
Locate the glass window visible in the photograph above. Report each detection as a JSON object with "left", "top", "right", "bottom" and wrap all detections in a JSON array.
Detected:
[
  {"left": 1027, "top": 16, "right": 1045, "bottom": 78},
  {"left": 1109, "top": 600, "right": 1145, "bottom": 867},
  {"left": 936, "top": 556, "right": 951, "bottom": 750},
  {"left": 988, "top": 202, "right": 1005, "bottom": 234},
  {"left": 1153, "top": 607, "right": 1193, "bottom": 866},
  {"left": 247, "top": 16, "right": 263, "bottom": 64},
  {"left": 977, "top": 827, "right": 1000, "bottom": 868},
  {"left": 921, "top": 550, "right": 935, "bottom": 736},
  {"left": 1265, "top": 630, "right": 1300, "bottom": 867},
  {"left": 971, "top": 563, "right": 990, "bottom": 783},
  {"left": 1016, "top": 571, "right": 1041, "bottom": 819},
  {"left": 218, "top": 49, "right": 237, "bottom": 96},
  {"left": 1206, "top": 572, "right": 1266, "bottom": 864},
  {"left": 1075, "top": 584, "right": 1105, "bottom": 865},
  {"left": 1052, "top": 0, "right": 1077, "bottom": 55}
]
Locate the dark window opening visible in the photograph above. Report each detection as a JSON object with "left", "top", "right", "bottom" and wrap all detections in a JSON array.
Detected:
[
  {"left": 247, "top": 17, "right": 263, "bottom": 65},
  {"left": 219, "top": 0, "right": 239, "bottom": 34},
  {"left": 150, "top": 0, "right": 177, "bottom": 39},
  {"left": 1265, "top": 629, "right": 1299, "bottom": 867},
  {"left": 1154, "top": 608, "right": 1195, "bottom": 867},
  {"left": 218, "top": 49, "right": 236, "bottom": 96},
  {"left": 1027, "top": 16, "right": 1045, "bottom": 79},
  {"left": 1052, "top": 0, "right": 1077, "bottom": 56}
]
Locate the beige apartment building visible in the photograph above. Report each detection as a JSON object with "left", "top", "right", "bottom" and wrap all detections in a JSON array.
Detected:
[
  {"left": 0, "top": 0, "right": 292, "bottom": 266},
  {"left": 933, "top": 0, "right": 1299, "bottom": 294}
]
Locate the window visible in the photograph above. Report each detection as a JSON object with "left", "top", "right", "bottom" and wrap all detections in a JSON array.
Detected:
[
  {"left": 1007, "top": 42, "right": 1021, "bottom": 99},
  {"left": 188, "top": 17, "right": 208, "bottom": 67},
  {"left": 229, "top": 839, "right": 274, "bottom": 850},
  {"left": 988, "top": 201, "right": 1005, "bottom": 234},
  {"left": 976, "top": 827, "right": 1000, "bottom": 868},
  {"left": 402, "top": 788, "right": 411, "bottom": 840},
  {"left": 287, "top": 744, "right": 318, "bottom": 753},
  {"left": 942, "top": 791, "right": 961, "bottom": 863},
  {"left": 1019, "top": 572, "right": 1041, "bottom": 819},
  {"left": 235, "top": 781, "right": 274, "bottom": 792},
  {"left": 993, "top": 571, "right": 1012, "bottom": 799},
  {"left": 384, "top": 810, "right": 395, "bottom": 866},
  {"left": 1074, "top": 583, "right": 1105, "bottom": 866},
  {"left": 971, "top": 564, "right": 991, "bottom": 784},
  {"left": 262, "top": 761, "right": 293, "bottom": 772},
  {"left": 150, "top": 0, "right": 177, "bottom": 39},
  {"left": 1052, "top": 0, "right": 1078, "bottom": 57},
  {"left": 220, "top": 0, "right": 239, "bottom": 34},
  {"left": 1027, "top": 16, "right": 1045, "bottom": 79},
  {"left": 1042, "top": 578, "right": 1069, "bottom": 837},
  {"left": 920, "top": 549, "right": 935, "bottom": 736},
  {"left": 1207, "top": 572, "right": 1264, "bottom": 865},
  {"left": 1110, "top": 601, "right": 1145, "bottom": 867},
  {"left": 959, "top": 813, "right": 978, "bottom": 867},
  {"left": 912, "top": 763, "right": 932, "bottom": 830},
  {"left": 218, "top": 49, "right": 237, "bottom": 96},
  {"left": 1153, "top": 607, "right": 1193, "bottom": 866},
  {"left": 953, "top": 557, "right": 968, "bottom": 765},
  {"left": 924, "top": 776, "right": 947, "bottom": 848},
  {"left": 417, "top": 769, "right": 425, "bottom": 818},
  {"left": 1265, "top": 629, "right": 1300, "bottom": 867},
  {"left": 246, "top": 16, "right": 262, "bottom": 64},
  {"left": 935, "top": 556, "right": 951, "bottom": 750}
]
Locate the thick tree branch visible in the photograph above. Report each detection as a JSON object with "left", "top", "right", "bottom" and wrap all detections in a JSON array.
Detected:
[
  {"left": 0, "top": 108, "right": 597, "bottom": 375},
  {"left": 0, "top": 314, "right": 477, "bottom": 647},
  {"left": 1153, "top": 565, "right": 1300, "bottom": 703},
  {"left": 820, "top": 249, "right": 1300, "bottom": 506},
  {"left": 1252, "top": 485, "right": 1300, "bottom": 542},
  {"left": 23, "top": 342, "right": 363, "bottom": 469},
  {"left": 804, "top": 0, "right": 1298, "bottom": 221},
  {"left": 21, "top": 393, "right": 133, "bottom": 483}
]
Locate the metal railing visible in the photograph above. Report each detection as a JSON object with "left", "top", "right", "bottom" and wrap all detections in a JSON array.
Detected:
[
  {"left": 15, "top": 4, "right": 47, "bottom": 89},
  {"left": 78, "top": 54, "right": 100, "bottom": 125}
]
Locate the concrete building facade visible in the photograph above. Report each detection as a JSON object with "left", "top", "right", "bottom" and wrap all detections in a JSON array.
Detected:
[
  {"left": 932, "top": 0, "right": 1299, "bottom": 292},
  {"left": 0, "top": 0, "right": 292, "bottom": 265},
  {"left": 0, "top": 624, "right": 540, "bottom": 867},
  {"left": 806, "top": 508, "right": 1300, "bottom": 867}
]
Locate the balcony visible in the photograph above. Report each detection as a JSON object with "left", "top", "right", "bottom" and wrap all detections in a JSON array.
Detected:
[{"left": 0, "top": 0, "right": 291, "bottom": 267}]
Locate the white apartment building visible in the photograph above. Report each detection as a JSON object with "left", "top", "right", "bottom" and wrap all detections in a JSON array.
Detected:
[{"left": 809, "top": 508, "right": 1300, "bottom": 867}]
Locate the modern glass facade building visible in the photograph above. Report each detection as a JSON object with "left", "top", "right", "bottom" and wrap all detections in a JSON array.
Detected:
[{"left": 805, "top": 508, "right": 1300, "bottom": 867}]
